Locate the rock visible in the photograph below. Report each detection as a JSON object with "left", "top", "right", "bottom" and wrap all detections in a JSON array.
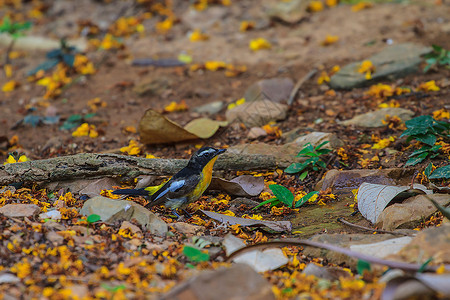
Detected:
[
  {"left": 266, "top": 0, "right": 308, "bottom": 24},
  {"left": 247, "top": 127, "right": 268, "bottom": 140},
  {"left": 341, "top": 108, "right": 414, "bottom": 127},
  {"left": 80, "top": 196, "right": 168, "bottom": 236},
  {"left": 181, "top": 6, "right": 228, "bottom": 30},
  {"left": 226, "top": 99, "right": 288, "bottom": 127},
  {"left": 229, "top": 197, "right": 261, "bottom": 208},
  {"left": 284, "top": 132, "right": 343, "bottom": 151},
  {"left": 68, "top": 284, "right": 89, "bottom": 299},
  {"left": 0, "top": 33, "right": 88, "bottom": 52},
  {"left": 161, "top": 263, "right": 275, "bottom": 300},
  {"left": 46, "top": 231, "right": 64, "bottom": 246},
  {"left": 303, "top": 233, "right": 402, "bottom": 268},
  {"left": 0, "top": 273, "right": 20, "bottom": 284},
  {"left": 120, "top": 221, "right": 142, "bottom": 236},
  {"left": 170, "top": 222, "right": 202, "bottom": 235},
  {"left": 330, "top": 43, "right": 431, "bottom": 89},
  {"left": 375, "top": 194, "right": 450, "bottom": 231},
  {"left": 244, "top": 78, "right": 294, "bottom": 104},
  {"left": 282, "top": 127, "right": 308, "bottom": 143},
  {"left": 349, "top": 236, "right": 413, "bottom": 258},
  {"left": 43, "top": 222, "right": 66, "bottom": 231},
  {"left": 0, "top": 204, "right": 40, "bottom": 218},
  {"left": 316, "top": 168, "right": 416, "bottom": 196},
  {"left": 389, "top": 224, "right": 450, "bottom": 264},
  {"left": 302, "top": 263, "right": 350, "bottom": 281},
  {"left": 39, "top": 210, "right": 62, "bottom": 220},
  {"left": 133, "top": 77, "right": 172, "bottom": 97},
  {"left": 193, "top": 101, "right": 224, "bottom": 115}
]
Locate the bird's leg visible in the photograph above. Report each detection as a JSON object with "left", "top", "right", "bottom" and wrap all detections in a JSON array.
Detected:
[{"left": 171, "top": 209, "right": 181, "bottom": 219}]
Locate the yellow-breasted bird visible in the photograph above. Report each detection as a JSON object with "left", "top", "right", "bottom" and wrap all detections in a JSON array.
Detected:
[{"left": 113, "top": 147, "right": 226, "bottom": 217}]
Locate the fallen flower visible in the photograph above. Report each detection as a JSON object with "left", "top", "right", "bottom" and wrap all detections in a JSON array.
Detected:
[
  {"left": 358, "top": 60, "right": 375, "bottom": 80},
  {"left": 72, "top": 123, "right": 99, "bottom": 138},
  {"left": 120, "top": 139, "right": 141, "bottom": 155},
  {"left": 417, "top": 80, "right": 440, "bottom": 92},
  {"left": 249, "top": 38, "right": 272, "bottom": 51},
  {"left": 321, "top": 34, "right": 339, "bottom": 46},
  {"left": 189, "top": 29, "right": 209, "bottom": 42},
  {"left": 2, "top": 80, "right": 19, "bottom": 92}
]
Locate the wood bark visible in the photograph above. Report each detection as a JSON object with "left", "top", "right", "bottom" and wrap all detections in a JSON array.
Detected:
[{"left": 0, "top": 153, "right": 290, "bottom": 185}]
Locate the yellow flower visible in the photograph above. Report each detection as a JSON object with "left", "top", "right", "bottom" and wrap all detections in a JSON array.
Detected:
[
  {"left": 99, "top": 34, "right": 123, "bottom": 50},
  {"left": 205, "top": 61, "right": 227, "bottom": 71},
  {"left": 317, "top": 71, "right": 330, "bottom": 84},
  {"left": 2, "top": 80, "right": 19, "bottom": 92},
  {"left": 120, "top": 139, "right": 141, "bottom": 156},
  {"left": 4, "top": 64, "right": 12, "bottom": 78},
  {"left": 164, "top": 100, "right": 188, "bottom": 112},
  {"left": 74, "top": 54, "right": 96, "bottom": 75},
  {"left": 372, "top": 136, "right": 395, "bottom": 149},
  {"left": 433, "top": 109, "right": 449, "bottom": 120},
  {"left": 249, "top": 38, "right": 272, "bottom": 51},
  {"left": 352, "top": 2, "right": 373, "bottom": 12},
  {"left": 417, "top": 80, "right": 440, "bottom": 92},
  {"left": 11, "top": 258, "right": 31, "bottom": 279},
  {"left": 366, "top": 83, "right": 392, "bottom": 99},
  {"left": 222, "top": 210, "right": 236, "bottom": 216},
  {"left": 189, "top": 29, "right": 209, "bottom": 42},
  {"left": 156, "top": 18, "right": 173, "bottom": 33},
  {"left": 378, "top": 100, "right": 400, "bottom": 108},
  {"left": 326, "top": 0, "right": 338, "bottom": 7},
  {"left": 262, "top": 122, "right": 282, "bottom": 137},
  {"left": 321, "top": 34, "right": 339, "bottom": 46},
  {"left": 358, "top": 60, "right": 375, "bottom": 80},
  {"left": 240, "top": 21, "right": 255, "bottom": 32},
  {"left": 72, "top": 123, "right": 98, "bottom": 138},
  {"left": 331, "top": 65, "right": 340, "bottom": 74},
  {"left": 242, "top": 214, "right": 263, "bottom": 220},
  {"left": 308, "top": 0, "right": 324, "bottom": 12},
  {"left": 227, "top": 97, "right": 246, "bottom": 110},
  {"left": 87, "top": 97, "right": 106, "bottom": 112}
]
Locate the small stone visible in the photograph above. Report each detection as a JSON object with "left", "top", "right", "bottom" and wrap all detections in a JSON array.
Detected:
[
  {"left": 247, "top": 127, "right": 268, "bottom": 139},
  {"left": 226, "top": 99, "right": 288, "bottom": 128},
  {"left": 170, "top": 222, "right": 202, "bottom": 235},
  {"left": 161, "top": 263, "right": 275, "bottom": 300},
  {"left": 181, "top": 6, "right": 228, "bottom": 30},
  {"left": 0, "top": 273, "right": 20, "bottom": 284},
  {"left": 193, "top": 101, "right": 224, "bottom": 115},
  {"left": 0, "top": 204, "right": 40, "bottom": 218},
  {"left": 39, "top": 210, "right": 62, "bottom": 220},
  {"left": 46, "top": 231, "right": 64, "bottom": 246},
  {"left": 266, "top": 0, "right": 308, "bottom": 24},
  {"left": 120, "top": 221, "right": 142, "bottom": 235},
  {"left": 341, "top": 108, "right": 414, "bottom": 128}
]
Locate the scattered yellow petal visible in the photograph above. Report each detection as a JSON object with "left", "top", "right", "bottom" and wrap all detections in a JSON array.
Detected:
[
  {"left": 4, "top": 64, "right": 12, "bottom": 78},
  {"left": 249, "top": 38, "right": 272, "bottom": 51},
  {"left": 352, "top": 2, "right": 373, "bottom": 12},
  {"left": 240, "top": 21, "right": 255, "bottom": 32},
  {"left": 417, "top": 80, "right": 440, "bottom": 92},
  {"left": 308, "top": 0, "right": 324, "bottom": 12},
  {"left": 366, "top": 83, "right": 393, "bottom": 99},
  {"left": 228, "top": 97, "right": 246, "bottom": 110},
  {"left": 317, "top": 71, "right": 330, "bottom": 84},
  {"left": 164, "top": 100, "right": 188, "bottom": 112},
  {"left": 189, "top": 29, "right": 209, "bottom": 42},
  {"left": 72, "top": 123, "right": 98, "bottom": 138},
  {"left": 372, "top": 136, "right": 395, "bottom": 149},
  {"left": 433, "top": 109, "right": 449, "bottom": 120},
  {"left": 2, "top": 80, "right": 19, "bottom": 92},
  {"left": 205, "top": 61, "right": 227, "bottom": 71},
  {"left": 156, "top": 18, "right": 173, "bottom": 33},
  {"left": 321, "top": 34, "right": 339, "bottom": 46},
  {"left": 331, "top": 65, "right": 340, "bottom": 74},
  {"left": 120, "top": 139, "right": 141, "bottom": 156},
  {"left": 326, "top": 0, "right": 338, "bottom": 7}
]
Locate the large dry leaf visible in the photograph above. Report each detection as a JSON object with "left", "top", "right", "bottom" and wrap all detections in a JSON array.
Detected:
[
  {"left": 382, "top": 273, "right": 450, "bottom": 300},
  {"left": 201, "top": 210, "right": 292, "bottom": 232},
  {"left": 184, "top": 118, "right": 228, "bottom": 139},
  {"left": 139, "top": 109, "right": 198, "bottom": 144},
  {"left": 209, "top": 175, "right": 264, "bottom": 197},
  {"left": 358, "top": 183, "right": 432, "bottom": 223},
  {"left": 139, "top": 109, "right": 226, "bottom": 144},
  {"left": 223, "top": 234, "right": 288, "bottom": 272}
]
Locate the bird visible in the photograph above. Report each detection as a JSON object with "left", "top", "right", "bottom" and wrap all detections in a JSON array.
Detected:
[{"left": 113, "top": 147, "right": 226, "bottom": 218}]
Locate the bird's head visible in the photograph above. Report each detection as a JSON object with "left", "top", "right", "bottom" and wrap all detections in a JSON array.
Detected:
[{"left": 187, "top": 147, "right": 226, "bottom": 169}]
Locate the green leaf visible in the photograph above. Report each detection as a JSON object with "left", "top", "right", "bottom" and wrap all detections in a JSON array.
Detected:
[
  {"left": 297, "top": 143, "right": 314, "bottom": 156},
  {"left": 414, "top": 133, "right": 436, "bottom": 146},
  {"left": 299, "top": 170, "right": 308, "bottom": 181},
  {"left": 418, "top": 258, "right": 433, "bottom": 273},
  {"left": 87, "top": 214, "right": 101, "bottom": 223},
  {"left": 253, "top": 198, "right": 279, "bottom": 210},
  {"left": 405, "top": 152, "right": 428, "bottom": 167},
  {"left": 284, "top": 162, "right": 307, "bottom": 174},
  {"left": 183, "top": 245, "right": 210, "bottom": 262},
  {"left": 424, "top": 163, "right": 433, "bottom": 178},
  {"left": 270, "top": 184, "right": 294, "bottom": 207},
  {"left": 314, "top": 141, "right": 330, "bottom": 151},
  {"left": 295, "top": 191, "right": 319, "bottom": 208},
  {"left": 429, "top": 165, "right": 450, "bottom": 179},
  {"left": 357, "top": 260, "right": 371, "bottom": 274},
  {"left": 405, "top": 115, "right": 434, "bottom": 128}
]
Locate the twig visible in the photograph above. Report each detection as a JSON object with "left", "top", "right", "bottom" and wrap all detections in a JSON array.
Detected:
[
  {"left": 337, "top": 217, "right": 414, "bottom": 237},
  {"left": 288, "top": 69, "right": 317, "bottom": 106},
  {"left": 226, "top": 239, "right": 449, "bottom": 273}
]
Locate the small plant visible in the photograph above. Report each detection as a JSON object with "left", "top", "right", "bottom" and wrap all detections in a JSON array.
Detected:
[
  {"left": 0, "top": 16, "right": 31, "bottom": 64},
  {"left": 182, "top": 245, "right": 210, "bottom": 263},
  {"left": 285, "top": 141, "right": 332, "bottom": 180},
  {"left": 423, "top": 45, "right": 450, "bottom": 72},
  {"left": 400, "top": 115, "right": 449, "bottom": 166},
  {"left": 28, "top": 39, "right": 78, "bottom": 75},
  {"left": 254, "top": 184, "right": 318, "bottom": 209},
  {"left": 86, "top": 214, "right": 101, "bottom": 234}
]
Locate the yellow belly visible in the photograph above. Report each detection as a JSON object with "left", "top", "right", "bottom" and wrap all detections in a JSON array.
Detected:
[{"left": 191, "top": 156, "right": 218, "bottom": 201}]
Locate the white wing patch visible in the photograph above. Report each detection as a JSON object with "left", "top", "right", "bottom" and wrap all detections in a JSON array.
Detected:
[
  {"left": 169, "top": 179, "right": 185, "bottom": 192},
  {"left": 198, "top": 148, "right": 215, "bottom": 157}
]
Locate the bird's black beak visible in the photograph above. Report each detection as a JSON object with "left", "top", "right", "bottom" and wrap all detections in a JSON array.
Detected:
[{"left": 216, "top": 148, "right": 227, "bottom": 155}]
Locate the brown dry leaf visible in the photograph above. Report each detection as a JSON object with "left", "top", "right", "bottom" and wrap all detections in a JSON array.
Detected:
[
  {"left": 184, "top": 118, "right": 228, "bottom": 139},
  {"left": 208, "top": 175, "right": 264, "bottom": 197},
  {"left": 139, "top": 109, "right": 199, "bottom": 144}
]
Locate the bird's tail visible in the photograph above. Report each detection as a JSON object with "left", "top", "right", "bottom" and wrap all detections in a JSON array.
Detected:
[{"left": 112, "top": 188, "right": 148, "bottom": 196}]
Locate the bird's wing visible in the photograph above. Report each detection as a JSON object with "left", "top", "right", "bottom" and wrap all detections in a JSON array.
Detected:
[{"left": 148, "top": 172, "right": 201, "bottom": 207}]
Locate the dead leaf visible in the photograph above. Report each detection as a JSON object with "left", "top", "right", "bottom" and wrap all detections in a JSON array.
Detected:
[
  {"left": 200, "top": 210, "right": 292, "bottom": 232},
  {"left": 208, "top": 175, "right": 264, "bottom": 197},
  {"left": 223, "top": 234, "right": 288, "bottom": 272},
  {"left": 79, "top": 178, "right": 119, "bottom": 197},
  {"left": 139, "top": 109, "right": 226, "bottom": 144},
  {"left": 184, "top": 118, "right": 228, "bottom": 139},
  {"left": 357, "top": 183, "right": 432, "bottom": 223}
]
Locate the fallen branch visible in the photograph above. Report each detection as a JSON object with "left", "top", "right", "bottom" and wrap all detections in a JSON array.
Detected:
[
  {"left": 0, "top": 152, "right": 287, "bottom": 186},
  {"left": 226, "top": 239, "right": 449, "bottom": 273},
  {"left": 337, "top": 217, "right": 414, "bottom": 237},
  {"left": 288, "top": 69, "right": 317, "bottom": 106}
]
